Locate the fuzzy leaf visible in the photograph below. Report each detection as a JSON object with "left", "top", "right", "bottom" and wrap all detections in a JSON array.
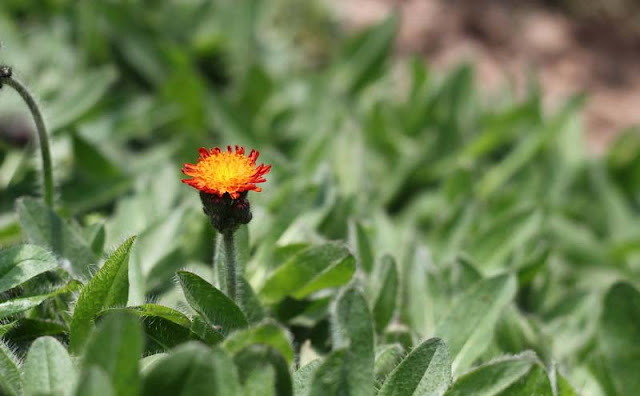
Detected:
[
  {"left": 374, "top": 344, "right": 405, "bottom": 385},
  {"left": 99, "top": 304, "right": 223, "bottom": 354},
  {"left": 598, "top": 282, "right": 640, "bottom": 395},
  {"left": 177, "top": 271, "right": 248, "bottom": 336},
  {"left": 73, "top": 366, "right": 114, "bottom": 396},
  {"left": 0, "top": 340, "right": 22, "bottom": 396},
  {"left": 69, "top": 236, "right": 135, "bottom": 354},
  {"left": 444, "top": 352, "right": 551, "bottom": 396},
  {"left": 293, "top": 360, "right": 321, "bottom": 396},
  {"left": 259, "top": 243, "right": 355, "bottom": 304},
  {"left": 371, "top": 254, "right": 399, "bottom": 334},
  {"left": 0, "top": 280, "right": 81, "bottom": 319},
  {"left": 436, "top": 274, "right": 517, "bottom": 374},
  {"left": 141, "top": 342, "right": 240, "bottom": 396},
  {"left": 233, "top": 345, "right": 292, "bottom": 396},
  {"left": 23, "top": 336, "right": 76, "bottom": 396},
  {"left": 378, "top": 338, "right": 451, "bottom": 396},
  {"left": 328, "top": 286, "right": 375, "bottom": 396},
  {"left": 308, "top": 350, "right": 347, "bottom": 396},
  {"left": 17, "top": 198, "right": 97, "bottom": 279},
  {"left": 222, "top": 320, "right": 294, "bottom": 365},
  {"left": 81, "top": 312, "right": 143, "bottom": 396},
  {"left": 0, "top": 244, "right": 58, "bottom": 293}
]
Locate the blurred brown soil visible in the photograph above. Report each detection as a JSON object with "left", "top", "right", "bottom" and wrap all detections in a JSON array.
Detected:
[{"left": 330, "top": 0, "right": 640, "bottom": 154}]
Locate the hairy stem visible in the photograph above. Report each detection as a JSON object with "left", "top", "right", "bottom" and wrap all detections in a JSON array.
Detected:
[
  {"left": 222, "top": 229, "right": 238, "bottom": 301},
  {"left": 2, "top": 75, "right": 54, "bottom": 207}
]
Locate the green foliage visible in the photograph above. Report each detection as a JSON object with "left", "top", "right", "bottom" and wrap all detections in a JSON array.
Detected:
[
  {"left": 444, "top": 353, "right": 552, "bottom": 396},
  {"left": 328, "top": 286, "right": 375, "bottom": 396},
  {"left": 378, "top": 338, "right": 451, "bottom": 396},
  {"left": 597, "top": 282, "right": 640, "bottom": 395},
  {"left": 259, "top": 242, "right": 356, "bottom": 304},
  {"left": 0, "top": 245, "right": 58, "bottom": 293},
  {"left": 436, "top": 274, "right": 517, "bottom": 374},
  {"left": 99, "top": 304, "right": 223, "bottom": 354},
  {"left": 233, "top": 345, "right": 293, "bottom": 396},
  {"left": 0, "top": 280, "right": 80, "bottom": 319},
  {"left": 23, "top": 337, "right": 75, "bottom": 396},
  {"left": 80, "top": 313, "right": 143, "bottom": 396},
  {"left": 141, "top": 342, "right": 240, "bottom": 396},
  {"left": 69, "top": 236, "right": 135, "bottom": 354},
  {"left": 222, "top": 320, "right": 294, "bottom": 365},
  {"left": 0, "top": 340, "right": 22, "bottom": 396},
  {"left": 17, "top": 198, "right": 96, "bottom": 279},
  {"left": 0, "top": 0, "right": 637, "bottom": 394},
  {"left": 370, "top": 254, "right": 399, "bottom": 334},
  {"left": 177, "top": 271, "right": 248, "bottom": 336}
]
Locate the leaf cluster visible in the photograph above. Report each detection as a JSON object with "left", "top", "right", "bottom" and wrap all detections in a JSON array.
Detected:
[{"left": 1, "top": 1, "right": 639, "bottom": 395}]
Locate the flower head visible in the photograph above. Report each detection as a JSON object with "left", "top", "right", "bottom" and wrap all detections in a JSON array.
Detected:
[{"left": 182, "top": 145, "right": 271, "bottom": 199}]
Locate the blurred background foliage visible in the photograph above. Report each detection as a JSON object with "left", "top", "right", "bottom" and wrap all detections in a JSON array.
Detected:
[{"left": 0, "top": 1, "right": 639, "bottom": 395}]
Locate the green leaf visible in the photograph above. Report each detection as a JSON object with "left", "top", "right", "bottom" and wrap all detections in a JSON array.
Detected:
[
  {"left": 598, "top": 282, "right": 640, "bottom": 395},
  {"left": 0, "top": 340, "right": 22, "bottom": 396},
  {"left": 374, "top": 344, "right": 405, "bottom": 385},
  {"left": 490, "top": 363, "right": 552, "bottom": 395},
  {"left": 233, "top": 345, "right": 293, "bottom": 396},
  {"left": 81, "top": 312, "right": 143, "bottom": 396},
  {"left": 230, "top": 227, "right": 266, "bottom": 323},
  {"left": 23, "top": 336, "right": 76, "bottom": 396},
  {"left": 69, "top": 236, "right": 135, "bottom": 354},
  {"left": 436, "top": 274, "right": 517, "bottom": 374},
  {"left": 244, "top": 366, "right": 276, "bottom": 396},
  {"left": 259, "top": 243, "right": 356, "bottom": 304},
  {"left": 129, "top": 208, "right": 185, "bottom": 302},
  {"left": 73, "top": 366, "right": 114, "bottom": 396},
  {"left": 400, "top": 242, "right": 433, "bottom": 337},
  {"left": 0, "top": 318, "right": 66, "bottom": 344},
  {"left": 349, "top": 220, "right": 374, "bottom": 273},
  {"left": 238, "top": 276, "right": 266, "bottom": 324},
  {"left": 17, "top": 198, "right": 97, "bottom": 279},
  {"left": 556, "top": 372, "right": 579, "bottom": 396},
  {"left": 139, "top": 354, "right": 166, "bottom": 375},
  {"left": 177, "top": 271, "right": 248, "bottom": 336},
  {"left": 293, "top": 360, "right": 321, "bottom": 396},
  {"left": 494, "top": 305, "right": 548, "bottom": 360},
  {"left": 334, "top": 13, "right": 398, "bottom": 95},
  {"left": 329, "top": 286, "right": 375, "bottom": 396},
  {"left": 72, "top": 134, "right": 123, "bottom": 180},
  {"left": 99, "top": 304, "right": 223, "bottom": 354},
  {"left": 86, "top": 223, "right": 106, "bottom": 256},
  {"left": 371, "top": 254, "right": 399, "bottom": 334},
  {"left": 477, "top": 96, "right": 583, "bottom": 198},
  {"left": 378, "top": 338, "right": 451, "bottom": 396},
  {"left": 190, "top": 316, "right": 226, "bottom": 345},
  {"left": 141, "top": 342, "right": 240, "bottom": 396},
  {"left": 444, "top": 352, "right": 551, "bottom": 396},
  {"left": 48, "top": 66, "right": 118, "bottom": 131},
  {"left": 308, "top": 350, "right": 347, "bottom": 396},
  {"left": 222, "top": 320, "right": 294, "bottom": 365},
  {"left": 0, "top": 280, "right": 82, "bottom": 319},
  {"left": 0, "top": 244, "right": 58, "bottom": 293}
]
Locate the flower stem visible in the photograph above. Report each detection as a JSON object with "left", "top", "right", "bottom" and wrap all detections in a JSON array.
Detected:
[
  {"left": 1, "top": 72, "right": 54, "bottom": 207},
  {"left": 222, "top": 229, "right": 238, "bottom": 301}
]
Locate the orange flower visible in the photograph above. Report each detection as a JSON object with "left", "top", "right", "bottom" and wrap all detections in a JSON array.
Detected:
[{"left": 182, "top": 146, "right": 271, "bottom": 198}]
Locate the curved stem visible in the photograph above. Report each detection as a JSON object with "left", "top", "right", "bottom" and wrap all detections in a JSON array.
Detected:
[
  {"left": 3, "top": 76, "right": 54, "bottom": 207},
  {"left": 222, "top": 229, "right": 237, "bottom": 301}
]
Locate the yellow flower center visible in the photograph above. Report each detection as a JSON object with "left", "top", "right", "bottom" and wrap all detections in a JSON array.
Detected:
[
  {"left": 182, "top": 146, "right": 270, "bottom": 198},
  {"left": 196, "top": 152, "right": 256, "bottom": 193}
]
